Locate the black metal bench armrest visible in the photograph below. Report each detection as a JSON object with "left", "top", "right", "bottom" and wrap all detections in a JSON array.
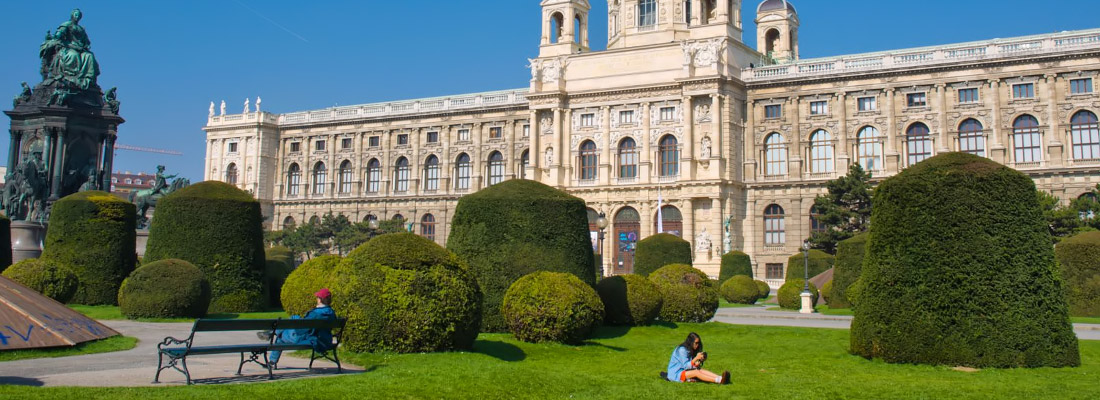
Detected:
[{"left": 157, "top": 336, "right": 191, "bottom": 351}]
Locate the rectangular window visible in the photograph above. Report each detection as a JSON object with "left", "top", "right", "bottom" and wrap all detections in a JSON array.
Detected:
[
  {"left": 489, "top": 127, "right": 503, "bottom": 138},
  {"left": 810, "top": 101, "right": 828, "bottom": 116},
  {"left": 427, "top": 131, "right": 439, "bottom": 143},
  {"left": 958, "top": 88, "right": 980, "bottom": 103},
  {"left": 906, "top": 92, "right": 927, "bottom": 107},
  {"left": 1012, "top": 83, "right": 1035, "bottom": 99},
  {"left": 458, "top": 129, "right": 471, "bottom": 141},
  {"left": 228, "top": 142, "right": 238, "bottom": 153},
  {"left": 764, "top": 104, "right": 782, "bottom": 119},
  {"left": 397, "top": 134, "right": 409, "bottom": 146},
  {"left": 660, "top": 107, "right": 675, "bottom": 121},
  {"left": 314, "top": 140, "right": 326, "bottom": 152},
  {"left": 368, "top": 136, "right": 380, "bottom": 148},
  {"left": 619, "top": 110, "right": 635, "bottom": 124},
  {"left": 1014, "top": 130, "right": 1042, "bottom": 163},
  {"left": 857, "top": 97, "right": 876, "bottom": 111},
  {"left": 765, "top": 264, "right": 784, "bottom": 280},
  {"left": 580, "top": 113, "right": 595, "bottom": 127},
  {"left": 638, "top": 0, "right": 657, "bottom": 28},
  {"left": 289, "top": 142, "right": 301, "bottom": 153},
  {"left": 522, "top": 124, "right": 530, "bottom": 137},
  {"left": 341, "top": 138, "right": 352, "bottom": 149},
  {"left": 1071, "top": 78, "right": 1094, "bottom": 94}
]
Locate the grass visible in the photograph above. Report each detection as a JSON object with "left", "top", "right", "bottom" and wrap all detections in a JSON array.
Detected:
[
  {"left": 70, "top": 305, "right": 288, "bottom": 323},
  {"left": 1, "top": 323, "right": 1096, "bottom": 399},
  {"left": 0, "top": 335, "right": 137, "bottom": 362},
  {"left": 1073, "top": 316, "right": 1100, "bottom": 324}
]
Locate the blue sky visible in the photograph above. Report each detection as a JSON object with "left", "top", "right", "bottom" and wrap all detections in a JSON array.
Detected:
[{"left": 2, "top": 0, "right": 1098, "bottom": 181}]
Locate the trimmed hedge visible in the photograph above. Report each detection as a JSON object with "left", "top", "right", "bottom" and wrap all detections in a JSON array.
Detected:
[
  {"left": 720, "top": 275, "right": 760, "bottom": 304},
  {"left": 846, "top": 278, "right": 865, "bottom": 307},
  {"left": 118, "top": 259, "right": 210, "bottom": 318},
  {"left": 777, "top": 279, "right": 818, "bottom": 309},
  {"left": 43, "top": 191, "right": 135, "bottom": 305},
  {"left": 786, "top": 249, "right": 834, "bottom": 281},
  {"left": 831, "top": 233, "right": 868, "bottom": 309},
  {"left": 596, "top": 274, "right": 663, "bottom": 326},
  {"left": 821, "top": 280, "right": 834, "bottom": 305},
  {"left": 649, "top": 264, "right": 719, "bottom": 322},
  {"left": 851, "top": 153, "right": 1079, "bottom": 368},
  {"left": 502, "top": 271, "right": 604, "bottom": 344},
  {"left": 718, "top": 251, "right": 752, "bottom": 285},
  {"left": 280, "top": 255, "right": 342, "bottom": 317},
  {"left": 755, "top": 280, "right": 770, "bottom": 300},
  {"left": 262, "top": 258, "right": 292, "bottom": 308},
  {"left": 2, "top": 258, "right": 77, "bottom": 302},
  {"left": 144, "top": 182, "right": 265, "bottom": 313},
  {"left": 447, "top": 180, "right": 595, "bottom": 332},
  {"left": 266, "top": 245, "right": 294, "bottom": 267},
  {"left": 1054, "top": 231, "right": 1100, "bottom": 317},
  {"left": 634, "top": 234, "right": 692, "bottom": 277},
  {"left": 339, "top": 233, "right": 481, "bottom": 353},
  {"left": 0, "top": 215, "right": 10, "bottom": 271}
]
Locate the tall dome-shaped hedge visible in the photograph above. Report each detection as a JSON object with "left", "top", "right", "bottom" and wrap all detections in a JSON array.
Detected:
[
  {"left": 447, "top": 180, "right": 595, "bottom": 332},
  {"left": 831, "top": 233, "right": 868, "bottom": 309},
  {"left": 1054, "top": 231, "right": 1100, "bottom": 317},
  {"left": 43, "top": 191, "right": 136, "bottom": 305},
  {"left": 143, "top": 181, "right": 265, "bottom": 313},
  {"left": 634, "top": 233, "right": 692, "bottom": 277},
  {"left": 851, "top": 153, "right": 1079, "bottom": 368},
  {"left": 785, "top": 249, "right": 834, "bottom": 281},
  {"left": 718, "top": 251, "right": 752, "bottom": 285}
]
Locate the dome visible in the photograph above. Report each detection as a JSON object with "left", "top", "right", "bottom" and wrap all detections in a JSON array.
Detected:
[{"left": 758, "top": 0, "right": 795, "bottom": 13}]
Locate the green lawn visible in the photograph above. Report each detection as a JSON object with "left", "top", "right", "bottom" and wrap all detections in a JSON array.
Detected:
[
  {"left": 70, "top": 305, "right": 288, "bottom": 322},
  {"left": 1072, "top": 316, "right": 1100, "bottom": 324},
  {"left": 1, "top": 323, "right": 1097, "bottom": 399},
  {"left": 0, "top": 335, "right": 137, "bottom": 362}
]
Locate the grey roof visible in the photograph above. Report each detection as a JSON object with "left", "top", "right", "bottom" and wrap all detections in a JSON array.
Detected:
[{"left": 758, "top": 0, "right": 795, "bottom": 13}]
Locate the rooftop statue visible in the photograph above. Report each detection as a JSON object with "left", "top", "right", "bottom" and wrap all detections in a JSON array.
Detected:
[{"left": 40, "top": 9, "right": 100, "bottom": 91}]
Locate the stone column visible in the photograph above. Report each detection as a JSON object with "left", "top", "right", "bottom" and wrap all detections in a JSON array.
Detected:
[
  {"left": 937, "top": 84, "right": 950, "bottom": 152},
  {"left": 42, "top": 128, "right": 55, "bottom": 178},
  {"left": 789, "top": 96, "right": 802, "bottom": 179},
  {"left": 989, "top": 79, "right": 1006, "bottom": 163},
  {"left": 885, "top": 88, "right": 899, "bottom": 173},
  {"left": 529, "top": 110, "right": 541, "bottom": 180},
  {"left": 7, "top": 130, "right": 23, "bottom": 173},
  {"left": 50, "top": 128, "right": 67, "bottom": 199},
  {"left": 712, "top": 94, "right": 722, "bottom": 168},
  {"left": 682, "top": 96, "right": 695, "bottom": 180},
  {"left": 552, "top": 109, "right": 563, "bottom": 185},
  {"left": 745, "top": 99, "right": 756, "bottom": 180},
  {"left": 641, "top": 103, "right": 653, "bottom": 183},
  {"left": 836, "top": 92, "right": 849, "bottom": 168},
  {"left": 563, "top": 109, "right": 574, "bottom": 182},
  {"left": 506, "top": 120, "right": 516, "bottom": 179},
  {"left": 684, "top": 199, "right": 696, "bottom": 255},
  {"left": 1046, "top": 74, "right": 1064, "bottom": 167},
  {"left": 101, "top": 134, "right": 116, "bottom": 192},
  {"left": 600, "top": 106, "right": 612, "bottom": 185},
  {"left": 712, "top": 197, "right": 723, "bottom": 257}
]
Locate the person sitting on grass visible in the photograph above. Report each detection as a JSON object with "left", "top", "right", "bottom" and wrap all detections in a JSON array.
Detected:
[
  {"left": 666, "top": 332, "right": 730, "bottom": 385},
  {"left": 258, "top": 288, "right": 337, "bottom": 369}
]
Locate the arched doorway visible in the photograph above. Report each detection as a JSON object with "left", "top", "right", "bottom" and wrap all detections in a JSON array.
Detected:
[
  {"left": 655, "top": 205, "right": 683, "bottom": 237},
  {"left": 614, "top": 207, "right": 640, "bottom": 274}
]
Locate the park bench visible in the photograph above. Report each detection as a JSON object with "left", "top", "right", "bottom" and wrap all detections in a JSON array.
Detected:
[{"left": 154, "top": 318, "right": 347, "bottom": 385}]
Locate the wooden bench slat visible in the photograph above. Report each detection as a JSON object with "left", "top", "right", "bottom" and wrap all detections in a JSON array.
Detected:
[{"left": 191, "top": 319, "right": 280, "bottom": 332}]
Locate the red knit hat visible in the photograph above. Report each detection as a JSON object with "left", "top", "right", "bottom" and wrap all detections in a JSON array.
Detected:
[{"left": 314, "top": 288, "right": 332, "bottom": 299}]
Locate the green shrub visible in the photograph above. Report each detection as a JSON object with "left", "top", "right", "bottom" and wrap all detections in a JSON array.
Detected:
[
  {"left": 1054, "top": 231, "right": 1100, "bottom": 317},
  {"left": 118, "top": 259, "right": 210, "bottom": 318},
  {"left": 718, "top": 251, "right": 752, "bottom": 285},
  {"left": 777, "top": 279, "right": 818, "bottom": 309},
  {"left": 649, "top": 264, "right": 719, "bottom": 322},
  {"left": 831, "top": 233, "right": 868, "bottom": 309},
  {"left": 596, "top": 274, "right": 662, "bottom": 326},
  {"left": 785, "top": 250, "right": 834, "bottom": 281},
  {"left": 2, "top": 258, "right": 77, "bottom": 302},
  {"left": 0, "top": 215, "right": 10, "bottom": 271},
  {"left": 144, "top": 182, "right": 265, "bottom": 313},
  {"left": 447, "top": 180, "right": 595, "bottom": 332},
  {"left": 846, "top": 278, "right": 865, "bottom": 307},
  {"left": 280, "top": 255, "right": 342, "bottom": 317},
  {"left": 501, "top": 271, "right": 603, "bottom": 344},
  {"left": 339, "top": 233, "right": 481, "bottom": 353},
  {"left": 821, "top": 280, "right": 834, "bottom": 305},
  {"left": 266, "top": 245, "right": 295, "bottom": 267},
  {"left": 755, "top": 280, "right": 770, "bottom": 300},
  {"left": 851, "top": 153, "right": 1079, "bottom": 368},
  {"left": 634, "top": 234, "right": 692, "bottom": 277},
  {"left": 720, "top": 275, "right": 760, "bottom": 304},
  {"left": 42, "top": 191, "right": 135, "bottom": 305}
]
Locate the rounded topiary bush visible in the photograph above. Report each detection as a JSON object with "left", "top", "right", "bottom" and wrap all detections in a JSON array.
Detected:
[
  {"left": 2, "top": 258, "right": 77, "bottom": 302},
  {"left": 280, "top": 255, "right": 342, "bottom": 317},
  {"left": 846, "top": 278, "right": 865, "bottom": 307},
  {"left": 755, "top": 280, "right": 771, "bottom": 300},
  {"left": 43, "top": 191, "right": 136, "bottom": 305},
  {"left": 821, "top": 280, "right": 834, "bottom": 305},
  {"left": 777, "top": 279, "right": 819, "bottom": 309},
  {"left": 831, "top": 233, "right": 868, "bottom": 309},
  {"left": 851, "top": 153, "right": 1079, "bottom": 368},
  {"left": 339, "top": 233, "right": 482, "bottom": 353},
  {"left": 720, "top": 275, "right": 760, "bottom": 304},
  {"left": 144, "top": 181, "right": 265, "bottom": 313},
  {"left": 118, "top": 259, "right": 210, "bottom": 319},
  {"left": 447, "top": 180, "right": 595, "bottom": 332},
  {"left": 502, "top": 271, "right": 603, "bottom": 344},
  {"left": 634, "top": 233, "right": 692, "bottom": 277},
  {"left": 0, "top": 214, "right": 10, "bottom": 272},
  {"left": 718, "top": 251, "right": 752, "bottom": 285},
  {"left": 785, "top": 250, "right": 834, "bottom": 281},
  {"left": 596, "top": 274, "right": 663, "bottom": 326},
  {"left": 649, "top": 264, "right": 719, "bottom": 322},
  {"left": 1054, "top": 231, "right": 1100, "bottom": 317}
]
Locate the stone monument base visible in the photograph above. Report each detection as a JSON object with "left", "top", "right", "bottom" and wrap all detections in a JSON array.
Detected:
[
  {"left": 11, "top": 221, "right": 47, "bottom": 263},
  {"left": 135, "top": 229, "right": 149, "bottom": 259}
]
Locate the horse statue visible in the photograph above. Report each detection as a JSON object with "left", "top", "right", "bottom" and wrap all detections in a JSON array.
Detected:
[{"left": 130, "top": 177, "right": 190, "bottom": 228}]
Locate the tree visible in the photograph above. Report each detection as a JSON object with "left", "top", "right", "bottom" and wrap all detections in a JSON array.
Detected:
[
  {"left": 1039, "top": 184, "right": 1100, "bottom": 244},
  {"left": 808, "top": 163, "right": 874, "bottom": 254}
]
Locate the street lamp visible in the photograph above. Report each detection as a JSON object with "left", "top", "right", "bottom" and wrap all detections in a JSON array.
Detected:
[
  {"left": 596, "top": 212, "right": 609, "bottom": 277},
  {"left": 368, "top": 217, "right": 379, "bottom": 239},
  {"left": 800, "top": 239, "right": 815, "bottom": 314}
]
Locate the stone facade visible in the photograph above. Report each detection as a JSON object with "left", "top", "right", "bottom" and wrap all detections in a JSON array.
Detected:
[{"left": 203, "top": 1, "right": 1100, "bottom": 286}]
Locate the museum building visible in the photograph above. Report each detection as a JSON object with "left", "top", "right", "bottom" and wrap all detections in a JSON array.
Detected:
[{"left": 203, "top": 0, "right": 1100, "bottom": 286}]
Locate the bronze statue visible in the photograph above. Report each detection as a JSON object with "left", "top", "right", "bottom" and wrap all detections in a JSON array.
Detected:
[
  {"left": 130, "top": 165, "right": 189, "bottom": 228},
  {"left": 13, "top": 82, "right": 32, "bottom": 107},
  {"left": 104, "top": 87, "right": 119, "bottom": 114},
  {"left": 4, "top": 147, "right": 49, "bottom": 222},
  {"left": 40, "top": 9, "right": 100, "bottom": 91}
]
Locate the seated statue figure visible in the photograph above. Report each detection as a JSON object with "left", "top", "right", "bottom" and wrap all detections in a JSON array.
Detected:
[{"left": 40, "top": 9, "right": 99, "bottom": 90}]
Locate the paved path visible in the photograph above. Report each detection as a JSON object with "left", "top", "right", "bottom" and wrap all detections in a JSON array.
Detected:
[
  {"left": 0, "top": 319, "right": 361, "bottom": 387},
  {"left": 712, "top": 305, "right": 1100, "bottom": 340}
]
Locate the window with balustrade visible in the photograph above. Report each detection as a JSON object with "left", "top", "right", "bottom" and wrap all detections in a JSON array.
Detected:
[
  {"left": 366, "top": 159, "right": 381, "bottom": 193},
  {"left": 906, "top": 123, "right": 933, "bottom": 166},
  {"left": 455, "top": 154, "right": 471, "bottom": 190},
  {"left": 658, "top": 135, "right": 679, "bottom": 177},
  {"left": 312, "top": 162, "right": 327, "bottom": 195},
  {"left": 421, "top": 214, "right": 436, "bottom": 242},
  {"left": 578, "top": 141, "right": 598, "bottom": 181},
  {"left": 394, "top": 157, "right": 409, "bottom": 193},
  {"left": 488, "top": 152, "right": 505, "bottom": 185},
  {"left": 424, "top": 156, "right": 440, "bottom": 191},
  {"left": 338, "top": 160, "right": 353, "bottom": 194},
  {"left": 286, "top": 163, "right": 300, "bottom": 196},
  {"left": 857, "top": 126, "right": 883, "bottom": 171},
  {"left": 958, "top": 119, "right": 985, "bottom": 157},
  {"left": 764, "top": 204, "right": 785, "bottom": 245},
  {"left": 810, "top": 130, "right": 833, "bottom": 174},
  {"left": 764, "top": 133, "right": 787, "bottom": 176},
  {"left": 1013, "top": 115, "right": 1042, "bottom": 163},
  {"left": 618, "top": 138, "right": 638, "bottom": 179},
  {"left": 766, "top": 263, "right": 784, "bottom": 280},
  {"left": 1071, "top": 110, "right": 1100, "bottom": 160}
]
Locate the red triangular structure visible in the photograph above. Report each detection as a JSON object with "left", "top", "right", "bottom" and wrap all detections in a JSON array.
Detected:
[
  {"left": 809, "top": 267, "right": 834, "bottom": 293},
  {"left": 0, "top": 275, "right": 118, "bottom": 350}
]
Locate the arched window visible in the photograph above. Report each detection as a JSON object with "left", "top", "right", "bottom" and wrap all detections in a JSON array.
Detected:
[
  {"left": 1071, "top": 110, "right": 1100, "bottom": 160},
  {"left": 857, "top": 126, "right": 883, "bottom": 171},
  {"left": 364, "top": 214, "right": 377, "bottom": 224},
  {"left": 394, "top": 157, "right": 410, "bottom": 192},
  {"left": 488, "top": 151, "right": 505, "bottom": 185},
  {"left": 338, "top": 160, "right": 353, "bottom": 194},
  {"left": 764, "top": 133, "right": 787, "bottom": 176},
  {"left": 421, "top": 214, "right": 436, "bottom": 241},
  {"left": 906, "top": 123, "right": 932, "bottom": 166},
  {"left": 424, "top": 155, "right": 440, "bottom": 191},
  {"left": 618, "top": 138, "right": 638, "bottom": 179},
  {"left": 392, "top": 214, "right": 404, "bottom": 222},
  {"left": 366, "top": 159, "right": 381, "bottom": 194},
  {"left": 655, "top": 205, "right": 683, "bottom": 238},
  {"left": 614, "top": 207, "right": 641, "bottom": 274},
  {"left": 764, "top": 204, "right": 785, "bottom": 245},
  {"left": 309, "top": 215, "right": 320, "bottom": 225},
  {"left": 638, "top": 0, "right": 657, "bottom": 28},
  {"left": 282, "top": 216, "right": 296, "bottom": 230},
  {"left": 225, "top": 163, "right": 238, "bottom": 185},
  {"left": 958, "top": 119, "right": 985, "bottom": 157},
  {"left": 1013, "top": 115, "right": 1042, "bottom": 163},
  {"left": 519, "top": 150, "right": 529, "bottom": 180},
  {"left": 455, "top": 153, "right": 472, "bottom": 190},
  {"left": 578, "top": 140, "right": 598, "bottom": 180},
  {"left": 658, "top": 135, "right": 679, "bottom": 177},
  {"left": 810, "top": 130, "right": 833, "bottom": 174},
  {"left": 550, "top": 12, "right": 564, "bottom": 44},
  {"left": 286, "top": 163, "right": 301, "bottom": 196},
  {"left": 312, "top": 162, "right": 326, "bottom": 195},
  {"left": 765, "top": 29, "right": 780, "bottom": 55},
  {"left": 810, "top": 205, "right": 825, "bottom": 234}
]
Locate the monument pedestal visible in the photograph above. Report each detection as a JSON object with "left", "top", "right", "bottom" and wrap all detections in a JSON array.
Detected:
[
  {"left": 135, "top": 229, "right": 149, "bottom": 258},
  {"left": 11, "top": 221, "right": 47, "bottom": 263}
]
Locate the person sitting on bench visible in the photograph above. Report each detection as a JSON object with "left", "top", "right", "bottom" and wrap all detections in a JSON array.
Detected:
[
  {"left": 666, "top": 332, "right": 730, "bottom": 385},
  {"left": 259, "top": 288, "right": 337, "bottom": 368}
]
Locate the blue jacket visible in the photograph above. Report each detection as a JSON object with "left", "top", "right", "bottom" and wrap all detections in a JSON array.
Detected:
[
  {"left": 667, "top": 345, "right": 693, "bottom": 382},
  {"left": 302, "top": 305, "right": 337, "bottom": 351}
]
